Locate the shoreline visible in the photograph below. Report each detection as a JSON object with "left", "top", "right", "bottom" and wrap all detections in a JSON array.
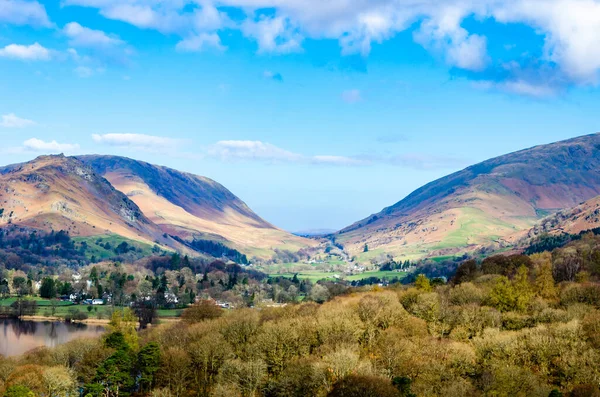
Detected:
[
  {"left": 21, "top": 315, "right": 113, "bottom": 325},
  {"left": 18, "top": 315, "right": 181, "bottom": 326}
]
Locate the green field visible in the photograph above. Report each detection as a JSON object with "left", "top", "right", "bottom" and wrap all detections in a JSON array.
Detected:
[
  {"left": 430, "top": 207, "right": 518, "bottom": 250},
  {"left": 73, "top": 234, "right": 158, "bottom": 261},
  {"left": 269, "top": 270, "right": 406, "bottom": 283},
  {"left": 0, "top": 297, "right": 182, "bottom": 319}
]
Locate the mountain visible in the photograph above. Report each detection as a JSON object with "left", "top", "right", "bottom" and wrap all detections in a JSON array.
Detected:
[
  {"left": 0, "top": 155, "right": 172, "bottom": 248},
  {"left": 527, "top": 194, "right": 600, "bottom": 237},
  {"left": 76, "top": 155, "right": 312, "bottom": 258},
  {"left": 0, "top": 154, "right": 312, "bottom": 259},
  {"left": 338, "top": 133, "right": 600, "bottom": 261}
]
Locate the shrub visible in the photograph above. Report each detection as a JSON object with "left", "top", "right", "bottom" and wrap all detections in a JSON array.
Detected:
[
  {"left": 328, "top": 375, "right": 400, "bottom": 397},
  {"left": 181, "top": 300, "right": 223, "bottom": 323}
]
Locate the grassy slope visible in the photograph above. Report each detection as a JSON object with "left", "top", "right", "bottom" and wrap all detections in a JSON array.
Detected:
[
  {"left": 73, "top": 234, "right": 159, "bottom": 261},
  {"left": 338, "top": 134, "right": 600, "bottom": 262}
]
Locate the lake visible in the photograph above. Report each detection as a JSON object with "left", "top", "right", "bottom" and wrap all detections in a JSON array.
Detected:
[{"left": 0, "top": 319, "right": 105, "bottom": 357}]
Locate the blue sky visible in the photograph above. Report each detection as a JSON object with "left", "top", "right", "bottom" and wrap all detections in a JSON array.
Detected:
[{"left": 1, "top": 0, "right": 600, "bottom": 232}]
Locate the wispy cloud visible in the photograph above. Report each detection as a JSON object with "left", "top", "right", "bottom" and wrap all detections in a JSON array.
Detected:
[
  {"left": 63, "top": 22, "right": 124, "bottom": 48},
  {"left": 0, "top": 0, "right": 51, "bottom": 27},
  {"left": 207, "top": 140, "right": 464, "bottom": 170},
  {"left": 208, "top": 140, "right": 302, "bottom": 162},
  {"left": 22, "top": 138, "right": 80, "bottom": 153},
  {"left": 0, "top": 42, "right": 51, "bottom": 61},
  {"left": 74, "top": 66, "right": 105, "bottom": 78},
  {"left": 0, "top": 113, "right": 36, "bottom": 128},
  {"left": 474, "top": 79, "right": 559, "bottom": 98},
  {"left": 92, "top": 133, "right": 181, "bottom": 152},
  {"left": 176, "top": 33, "right": 225, "bottom": 52},
  {"left": 62, "top": 21, "right": 132, "bottom": 66}
]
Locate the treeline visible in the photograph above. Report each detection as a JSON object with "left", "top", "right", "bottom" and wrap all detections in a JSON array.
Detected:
[
  {"left": 189, "top": 239, "right": 248, "bottom": 264},
  {"left": 6, "top": 233, "right": 600, "bottom": 395},
  {"left": 525, "top": 228, "right": 600, "bottom": 255}
]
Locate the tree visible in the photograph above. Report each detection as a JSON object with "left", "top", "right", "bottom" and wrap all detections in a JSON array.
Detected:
[
  {"left": 87, "top": 348, "right": 135, "bottom": 397},
  {"left": 42, "top": 366, "right": 77, "bottom": 397},
  {"left": 487, "top": 276, "right": 518, "bottom": 312},
  {"left": 309, "top": 284, "right": 329, "bottom": 303},
  {"left": 181, "top": 300, "right": 223, "bottom": 323},
  {"left": 512, "top": 265, "right": 533, "bottom": 311},
  {"left": 534, "top": 261, "right": 558, "bottom": 300},
  {"left": 363, "top": 244, "right": 369, "bottom": 253},
  {"left": 10, "top": 298, "right": 37, "bottom": 319},
  {"left": 328, "top": 375, "right": 400, "bottom": 397},
  {"left": 451, "top": 260, "right": 479, "bottom": 284},
  {"left": 137, "top": 342, "right": 161, "bottom": 393},
  {"left": 108, "top": 309, "right": 139, "bottom": 350},
  {"left": 39, "top": 277, "right": 56, "bottom": 299},
  {"left": 133, "top": 298, "right": 157, "bottom": 329},
  {"left": 415, "top": 274, "right": 432, "bottom": 292},
  {"left": 12, "top": 277, "right": 27, "bottom": 296},
  {"left": 3, "top": 385, "right": 35, "bottom": 397},
  {"left": 189, "top": 334, "right": 232, "bottom": 395}
]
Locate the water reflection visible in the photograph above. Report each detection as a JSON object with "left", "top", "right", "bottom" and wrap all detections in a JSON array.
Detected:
[{"left": 0, "top": 319, "right": 105, "bottom": 357}]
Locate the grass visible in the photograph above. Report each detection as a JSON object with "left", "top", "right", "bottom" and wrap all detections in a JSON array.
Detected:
[
  {"left": 72, "top": 234, "right": 158, "bottom": 261},
  {"left": 429, "top": 255, "right": 459, "bottom": 263},
  {"left": 430, "top": 207, "right": 517, "bottom": 250},
  {"left": 0, "top": 296, "right": 182, "bottom": 319},
  {"left": 269, "top": 270, "right": 406, "bottom": 283},
  {"left": 345, "top": 271, "right": 407, "bottom": 281}
]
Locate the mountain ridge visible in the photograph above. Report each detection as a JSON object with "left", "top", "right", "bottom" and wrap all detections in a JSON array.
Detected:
[
  {"left": 0, "top": 154, "right": 313, "bottom": 259},
  {"left": 338, "top": 133, "right": 600, "bottom": 261}
]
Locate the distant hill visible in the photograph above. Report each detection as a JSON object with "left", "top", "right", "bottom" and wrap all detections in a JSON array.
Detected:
[
  {"left": 0, "top": 155, "right": 173, "bottom": 247},
  {"left": 527, "top": 194, "right": 600, "bottom": 237},
  {"left": 338, "top": 133, "right": 600, "bottom": 261},
  {"left": 294, "top": 229, "right": 337, "bottom": 237},
  {"left": 77, "top": 155, "right": 312, "bottom": 258},
  {"left": 0, "top": 154, "right": 312, "bottom": 260}
]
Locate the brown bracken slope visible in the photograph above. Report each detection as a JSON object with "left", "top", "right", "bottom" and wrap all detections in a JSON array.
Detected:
[
  {"left": 0, "top": 154, "right": 312, "bottom": 259},
  {"left": 77, "top": 155, "right": 313, "bottom": 258},
  {"left": 527, "top": 194, "right": 600, "bottom": 237}
]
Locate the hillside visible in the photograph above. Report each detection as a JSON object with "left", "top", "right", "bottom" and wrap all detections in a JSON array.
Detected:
[
  {"left": 0, "top": 154, "right": 180, "bottom": 251},
  {"left": 338, "top": 133, "right": 600, "bottom": 261},
  {"left": 0, "top": 154, "right": 312, "bottom": 260},
  {"left": 77, "top": 155, "right": 312, "bottom": 258},
  {"left": 527, "top": 194, "right": 600, "bottom": 237}
]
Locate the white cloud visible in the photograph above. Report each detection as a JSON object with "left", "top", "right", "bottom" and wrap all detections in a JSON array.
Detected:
[
  {"left": 63, "top": 22, "right": 124, "bottom": 48},
  {"left": 475, "top": 79, "right": 559, "bottom": 97},
  {"left": 312, "top": 155, "right": 368, "bottom": 166},
  {"left": 208, "top": 140, "right": 303, "bottom": 162},
  {"left": 207, "top": 140, "right": 459, "bottom": 169},
  {"left": 341, "top": 89, "right": 362, "bottom": 103},
  {"left": 73, "top": 66, "right": 106, "bottom": 78},
  {"left": 92, "top": 133, "right": 180, "bottom": 151},
  {"left": 0, "top": 113, "right": 36, "bottom": 128},
  {"left": 176, "top": 33, "right": 225, "bottom": 52},
  {"left": 74, "top": 66, "right": 93, "bottom": 78},
  {"left": 0, "top": 42, "right": 51, "bottom": 61},
  {"left": 0, "top": 0, "right": 51, "bottom": 27},
  {"left": 242, "top": 16, "right": 303, "bottom": 54},
  {"left": 22, "top": 138, "right": 80, "bottom": 153},
  {"left": 59, "top": 0, "right": 600, "bottom": 89}
]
